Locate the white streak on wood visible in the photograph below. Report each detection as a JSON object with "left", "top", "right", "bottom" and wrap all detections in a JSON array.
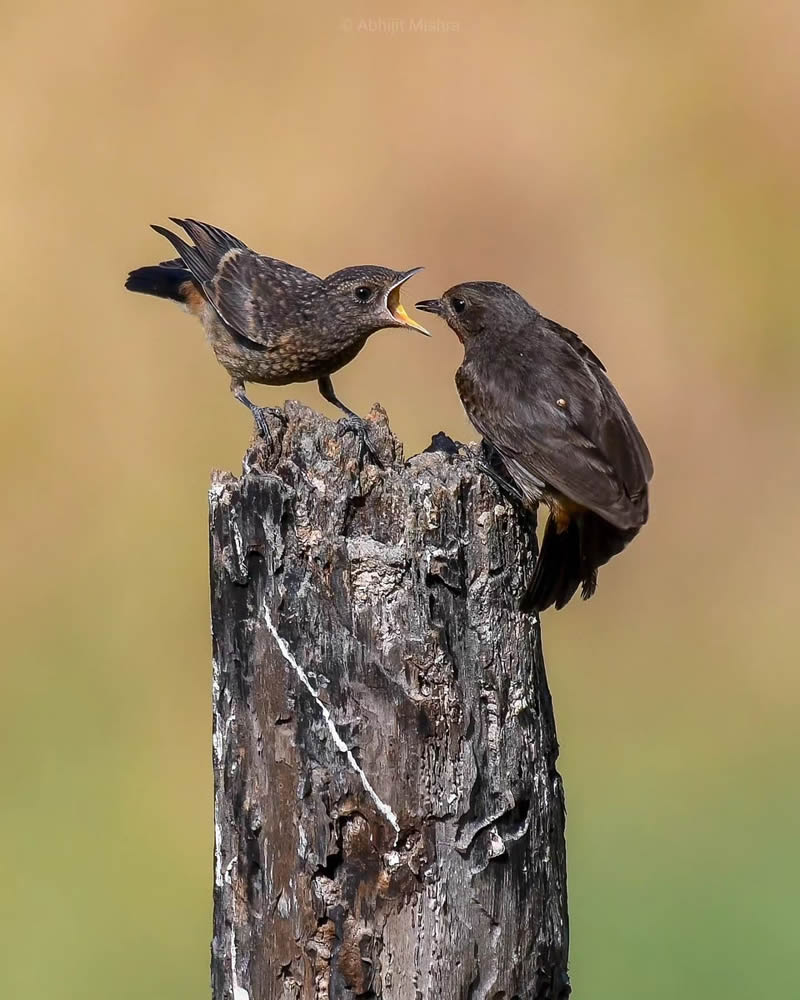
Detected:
[
  {"left": 229, "top": 922, "right": 250, "bottom": 1000},
  {"left": 261, "top": 595, "right": 400, "bottom": 833}
]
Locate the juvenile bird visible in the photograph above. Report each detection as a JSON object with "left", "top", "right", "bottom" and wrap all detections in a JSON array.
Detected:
[
  {"left": 125, "top": 218, "right": 428, "bottom": 446},
  {"left": 417, "top": 283, "right": 653, "bottom": 611}
]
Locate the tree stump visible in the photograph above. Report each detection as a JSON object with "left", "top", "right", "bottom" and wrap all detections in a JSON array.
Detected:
[{"left": 209, "top": 402, "right": 569, "bottom": 1000}]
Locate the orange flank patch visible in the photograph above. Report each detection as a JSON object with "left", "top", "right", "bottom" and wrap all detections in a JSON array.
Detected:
[
  {"left": 179, "top": 280, "right": 205, "bottom": 316},
  {"left": 549, "top": 494, "right": 584, "bottom": 533}
]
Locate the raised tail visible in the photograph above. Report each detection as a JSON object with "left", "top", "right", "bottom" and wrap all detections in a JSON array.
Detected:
[
  {"left": 126, "top": 218, "right": 248, "bottom": 309},
  {"left": 520, "top": 510, "right": 640, "bottom": 612}
]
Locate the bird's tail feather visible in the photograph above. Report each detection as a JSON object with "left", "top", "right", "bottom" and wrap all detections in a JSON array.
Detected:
[
  {"left": 521, "top": 516, "right": 583, "bottom": 612},
  {"left": 521, "top": 511, "right": 640, "bottom": 612},
  {"left": 125, "top": 262, "right": 193, "bottom": 301}
]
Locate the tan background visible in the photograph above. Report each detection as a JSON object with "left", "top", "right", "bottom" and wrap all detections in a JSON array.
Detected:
[{"left": 1, "top": 2, "right": 799, "bottom": 996}]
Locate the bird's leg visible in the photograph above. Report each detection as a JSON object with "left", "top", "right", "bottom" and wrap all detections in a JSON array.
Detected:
[
  {"left": 478, "top": 462, "right": 528, "bottom": 507},
  {"left": 317, "top": 376, "right": 382, "bottom": 468},
  {"left": 317, "top": 375, "right": 357, "bottom": 418},
  {"left": 230, "top": 379, "right": 284, "bottom": 446},
  {"left": 476, "top": 439, "right": 528, "bottom": 508}
]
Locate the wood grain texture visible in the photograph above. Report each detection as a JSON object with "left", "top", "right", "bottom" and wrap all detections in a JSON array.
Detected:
[{"left": 210, "top": 403, "right": 569, "bottom": 999}]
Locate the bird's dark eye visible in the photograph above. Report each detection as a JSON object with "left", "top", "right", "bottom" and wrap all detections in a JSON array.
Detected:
[
  {"left": 354, "top": 285, "right": 374, "bottom": 302},
  {"left": 451, "top": 296, "right": 467, "bottom": 314}
]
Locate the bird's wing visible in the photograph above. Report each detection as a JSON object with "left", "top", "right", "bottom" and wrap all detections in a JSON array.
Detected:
[
  {"left": 540, "top": 315, "right": 607, "bottom": 371},
  {"left": 151, "top": 218, "right": 321, "bottom": 348},
  {"left": 151, "top": 218, "right": 248, "bottom": 286},
  {"left": 457, "top": 336, "right": 652, "bottom": 531},
  {"left": 157, "top": 257, "right": 191, "bottom": 270},
  {"left": 205, "top": 251, "right": 322, "bottom": 348}
]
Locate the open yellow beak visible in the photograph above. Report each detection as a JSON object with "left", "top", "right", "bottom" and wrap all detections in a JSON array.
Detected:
[
  {"left": 391, "top": 300, "right": 431, "bottom": 335},
  {"left": 387, "top": 268, "right": 431, "bottom": 336}
]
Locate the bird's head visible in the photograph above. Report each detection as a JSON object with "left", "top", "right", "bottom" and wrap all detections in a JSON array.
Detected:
[
  {"left": 322, "top": 266, "right": 430, "bottom": 338},
  {"left": 416, "top": 281, "right": 536, "bottom": 345}
]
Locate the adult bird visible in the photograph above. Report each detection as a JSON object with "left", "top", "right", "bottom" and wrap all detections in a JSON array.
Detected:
[{"left": 417, "top": 282, "right": 653, "bottom": 611}]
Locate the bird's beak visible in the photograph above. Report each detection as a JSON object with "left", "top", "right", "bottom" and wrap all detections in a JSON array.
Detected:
[
  {"left": 386, "top": 267, "right": 430, "bottom": 336},
  {"left": 415, "top": 298, "right": 445, "bottom": 317}
]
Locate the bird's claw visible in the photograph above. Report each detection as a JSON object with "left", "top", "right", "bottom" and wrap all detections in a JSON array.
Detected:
[
  {"left": 336, "top": 414, "right": 383, "bottom": 469},
  {"left": 252, "top": 406, "right": 285, "bottom": 448},
  {"left": 475, "top": 460, "right": 527, "bottom": 507},
  {"left": 475, "top": 439, "right": 529, "bottom": 507}
]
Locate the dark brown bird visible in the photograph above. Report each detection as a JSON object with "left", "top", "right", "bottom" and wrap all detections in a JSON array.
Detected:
[
  {"left": 417, "top": 282, "right": 653, "bottom": 611},
  {"left": 125, "top": 218, "right": 428, "bottom": 444}
]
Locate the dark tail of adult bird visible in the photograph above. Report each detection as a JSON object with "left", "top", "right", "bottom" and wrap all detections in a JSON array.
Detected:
[{"left": 521, "top": 511, "right": 641, "bottom": 613}]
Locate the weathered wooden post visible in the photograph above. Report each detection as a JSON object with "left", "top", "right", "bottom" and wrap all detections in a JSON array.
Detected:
[{"left": 209, "top": 402, "right": 569, "bottom": 999}]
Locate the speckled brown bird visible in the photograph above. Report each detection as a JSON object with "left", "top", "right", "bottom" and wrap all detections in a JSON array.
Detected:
[
  {"left": 125, "top": 218, "right": 428, "bottom": 444},
  {"left": 417, "top": 282, "right": 653, "bottom": 611}
]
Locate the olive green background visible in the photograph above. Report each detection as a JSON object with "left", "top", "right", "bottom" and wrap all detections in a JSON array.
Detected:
[{"left": 2, "top": 2, "right": 798, "bottom": 996}]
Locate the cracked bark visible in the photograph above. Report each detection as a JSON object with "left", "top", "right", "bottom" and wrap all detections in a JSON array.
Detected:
[{"left": 210, "top": 403, "right": 570, "bottom": 1000}]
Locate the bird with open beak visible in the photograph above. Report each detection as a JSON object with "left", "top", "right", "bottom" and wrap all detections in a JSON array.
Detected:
[
  {"left": 417, "top": 282, "right": 653, "bottom": 611},
  {"left": 126, "top": 218, "right": 428, "bottom": 448}
]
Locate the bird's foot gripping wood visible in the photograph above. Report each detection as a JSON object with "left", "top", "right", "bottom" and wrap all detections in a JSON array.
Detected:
[
  {"left": 335, "top": 413, "right": 384, "bottom": 470},
  {"left": 252, "top": 406, "right": 286, "bottom": 447},
  {"left": 476, "top": 439, "right": 529, "bottom": 510},
  {"left": 316, "top": 374, "right": 384, "bottom": 469},
  {"left": 230, "top": 379, "right": 286, "bottom": 450}
]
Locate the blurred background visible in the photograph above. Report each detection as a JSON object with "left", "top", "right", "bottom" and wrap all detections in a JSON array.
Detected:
[{"left": 1, "top": 1, "right": 798, "bottom": 996}]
